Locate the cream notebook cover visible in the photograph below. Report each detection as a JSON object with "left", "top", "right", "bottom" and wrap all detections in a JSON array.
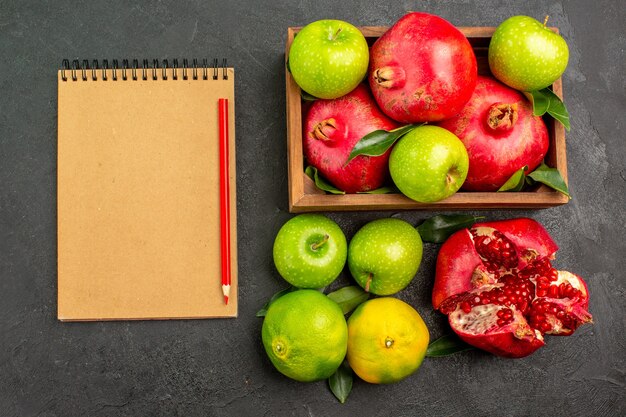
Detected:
[{"left": 57, "top": 59, "right": 237, "bottom": 320}]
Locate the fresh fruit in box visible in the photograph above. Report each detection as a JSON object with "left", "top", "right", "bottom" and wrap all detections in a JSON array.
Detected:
[
  {"left": 288, "top": 19, "right": 369, "bottom": 99},
  {"left": 348, "top": 218, "right": 422, "bottom": 295},
  {"left": 368, "top": 12, "right": 477, "bottom": 123},
  {"left": 389, "top": 125, "right": 469, "bottom": 202},
  {"left": 489, "top": 15, "right": 569, "bottom": 92},
  {"left": 347, "top": 297, "right": 429, "bottom": 384},
  {"left": 273, "top": 214, "right": 347, "bottom": 289},
  {"left": 432, "top": 218, "right": 592, "bottom": 358},
  {"left": 304, "top": 84, "right": 399, "bottom": 193},
  {"left": 437, "top": 76, "right": 549, "bottom": 191},
  {"left": 262, "top": 289, "right": 348, "bottom": 381}
]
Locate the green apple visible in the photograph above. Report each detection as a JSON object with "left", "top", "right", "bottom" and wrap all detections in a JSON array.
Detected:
[
  {"left": 288, "top": 19, "right": 369, "bottom": 99},
  {"left": 489, "top": 15, "right": 569, "bottom": 91},
  {"left": 273, "top": 214, "right": 347, "bottom": 289},
  {"left": 389, "top": 125, "right": 469, "bottom": 203},
  {"left": 348, "top": 218, "right": 422, "bottom": 295}
]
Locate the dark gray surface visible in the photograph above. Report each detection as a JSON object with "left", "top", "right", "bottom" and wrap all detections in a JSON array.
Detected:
[{"left": 1, "top": 0, "right": 624, "bottom": 416}]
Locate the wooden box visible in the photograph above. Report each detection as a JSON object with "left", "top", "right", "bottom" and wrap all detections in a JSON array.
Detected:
[{"left": 285, "top": 26, "right": 568, "bottom": 212}]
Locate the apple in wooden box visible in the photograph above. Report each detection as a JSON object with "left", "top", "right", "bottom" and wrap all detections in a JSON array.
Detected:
[{"left": 285, "top": 26, "right": 568, "bottom": 213}]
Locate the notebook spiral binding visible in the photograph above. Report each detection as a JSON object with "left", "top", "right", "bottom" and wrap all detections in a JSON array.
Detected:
[{"left": 60, "top": 58, "right": 229, "bottom": 82}]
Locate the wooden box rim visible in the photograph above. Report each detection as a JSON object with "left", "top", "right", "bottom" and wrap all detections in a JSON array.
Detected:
[{"left": 285, "top": 26, "right": 568, "bottom": 212}]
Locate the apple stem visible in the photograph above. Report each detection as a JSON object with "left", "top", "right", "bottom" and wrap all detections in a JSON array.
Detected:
[
  {"left": 331, "top": 26, "right": 343, "bottom": 41},
  {"left": 364, "top": 272, "right": 372, "bottom": 292},
  {"left": 446, "top": 168, "right": 459, "bottom": 187},
  {"left": 543, "top": 15, "right": 550, "bottom": 27},
  {"left": 310, "top": 234, "right": 329, "bottom": 251}
]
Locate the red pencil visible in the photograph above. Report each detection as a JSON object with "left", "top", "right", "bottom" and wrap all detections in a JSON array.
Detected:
[{"left": 218, "top": 98, "right": 231, "bottom": 305}]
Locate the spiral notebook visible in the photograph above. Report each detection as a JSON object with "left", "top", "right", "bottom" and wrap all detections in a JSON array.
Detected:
[{"left": 57, "top": 59, "right": 237, "bottom": 321}]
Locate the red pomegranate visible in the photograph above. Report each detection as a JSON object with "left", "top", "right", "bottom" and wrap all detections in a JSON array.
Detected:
[
  {"left": 438, "top": 76, "right": 549, "bottom": 191},
  {"left": 303, "top": 84, "right": 399, "bottom": 193},
  {"left": 368, "top": 12, "right": 477, "bottom": 123},
  {"left": 433, "top": 218, "right": 592, "bottom": 358}
]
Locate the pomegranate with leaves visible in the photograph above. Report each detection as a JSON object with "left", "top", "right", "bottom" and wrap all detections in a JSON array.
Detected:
[
  {"left": 303, "top": 84, "right": 399, "bottom": 193},
  {"left": 433, "top": 218, "right": 591, "bottom": 358},
  {"left": 438, "top": 76, "right": 549, "bottom": 191},
  {"left": 368, "top": 12, "right": 477, "bottom": 123}
]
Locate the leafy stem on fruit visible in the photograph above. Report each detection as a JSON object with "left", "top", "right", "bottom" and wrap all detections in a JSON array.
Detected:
[
  {"left": 326, "top": 286, "right": 369, "bottom": 314},
  {"left": 304, "top": 166, "right": 345, "bottom": 194},
  {"left": 525, "top": 88, "right": 570, "bottom": 131},
  {"left": 497, "top": 163, "right": 570, "bottom": 198},
  {"left": 498, "top": 166, "right": 528, "bottom": 192},
  {"left": 543, "top": 15, "right": 550, "bottom": 27},
  {"left": 426, "top": 333, "right": 474, "bottom": 357},
  {"left": 256, "top": 287, "right": 295, "bottom": 317},
  {"left": 300, "top": 90, "right": 318, "bottom": 101},
  {"left": 328, "top": 360, "right": 353, "bottom": 403},
  {"left": 416, "top": 214, "right": 485, "bottom": 243},
  {"left": 345, "top": 123, "right": 423, "bottom": 165},
  {"left": 356, "top": 185, "right": 399, "bottom": 194},
  {"left": 527, "top": 163, "right": 571, "bottom": 198}
]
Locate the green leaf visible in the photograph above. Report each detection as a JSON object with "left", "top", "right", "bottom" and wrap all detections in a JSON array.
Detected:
[
  {"left": 497, "top": 166, "right": 528, "bottom": 192},
  {"left": 546, "top": 102, "right": 571, "bottom": 132},
  {"left": 527, "top": 88, "right": 571, "bottom": 131},
  {"left": 426, "top": 334, "right": 474, "bottom": 357},
  {"left": 416, "top": 214, "right": 485, "bottom": 244},
  {"left": 356, "top": 185, "right": 399, "bottom": 194},
  {"left": 527, "top": 163, "right": 571, "bottom": 198},
  {"left": 327, "top": 286, "right": 369, "bottom": 314},
  {"left": 525, "top": 90, "right": 549, "bottom": 116},
  {"left": 328, "top": 361, "right": 353, "bottom": 404},
  {"left": 346, "top": 124, "right": 421, "bottom": 165},
  {"left": 256, "top": 287, "right": 294, "bottom": 317},
  {"left": 305, "top": 166, "right": 345, "bottom": 195},
  {"left": 300, "top": 90, "right": 318, "bottom": 101}
]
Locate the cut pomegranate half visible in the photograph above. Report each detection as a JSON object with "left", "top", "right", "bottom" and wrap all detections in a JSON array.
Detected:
[{"left": 433, "top": 218, "right": 592, "bottom": 358}]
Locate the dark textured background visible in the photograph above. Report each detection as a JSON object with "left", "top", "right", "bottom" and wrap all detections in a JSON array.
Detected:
[{"left": 1, "top": 0, "right": 625, "bottom": 416}]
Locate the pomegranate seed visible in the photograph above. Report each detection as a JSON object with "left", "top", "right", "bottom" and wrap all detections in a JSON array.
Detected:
[
  {"left": 537, "top": 289, "right": 547, "bottom": 297},
  {"left": 548, "top": 285, "right": 559, "bottom": 298},
  {"left": 472, "top": 229, "right": 518, "bottom": 269},
  {"left": 460, "top": 302, "right": 471, "bottom": 313},
  {"left": 519, "top": 301, "right": 528, "bottom": 313}
]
